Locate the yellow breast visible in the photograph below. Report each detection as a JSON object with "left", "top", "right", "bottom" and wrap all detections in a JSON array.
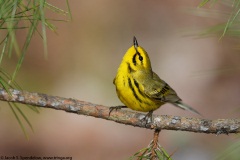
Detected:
[{"left": 114, "top": 63, "right": 163, "bottom": 112}]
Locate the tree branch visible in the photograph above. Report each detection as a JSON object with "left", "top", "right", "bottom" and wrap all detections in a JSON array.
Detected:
[{"left": 0, "top": 89, "right": 239, "bottom": 134}]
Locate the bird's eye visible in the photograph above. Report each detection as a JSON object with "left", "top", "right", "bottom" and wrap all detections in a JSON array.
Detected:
[{"left": 139, "top": 55, "right": 143, "bottom": 61}]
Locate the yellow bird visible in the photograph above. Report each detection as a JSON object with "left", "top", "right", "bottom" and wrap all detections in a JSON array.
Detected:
[{"left": 110, "top": 37, "right": 200, "bottom": 121}]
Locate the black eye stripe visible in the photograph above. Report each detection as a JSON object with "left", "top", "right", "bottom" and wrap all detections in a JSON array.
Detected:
[
  {"left": 132, "top": 52, "right": 143, "bottom": 66},
  {"left": 139, "top": 55, "right": 143, "bottom": 61},
  {"left": 132, "top": 53, "right": 137, "bottom": 65}
]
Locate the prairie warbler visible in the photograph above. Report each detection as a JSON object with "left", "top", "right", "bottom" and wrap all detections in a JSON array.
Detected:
[{"left": 110, "top": 37, "right": 200, "bottom": 121}]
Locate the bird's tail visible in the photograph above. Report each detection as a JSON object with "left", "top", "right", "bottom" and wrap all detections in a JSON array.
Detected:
[{"left": 173, "top": 101, "right": 201, "bottom": 116}]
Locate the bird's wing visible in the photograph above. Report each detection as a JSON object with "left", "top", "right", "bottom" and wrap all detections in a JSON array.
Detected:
[
  {"left": 144, "top": 72, "right": 201, "bottom": 115},
  {"left": 144, "top": 72, "right": 181, "bottom": 103}
]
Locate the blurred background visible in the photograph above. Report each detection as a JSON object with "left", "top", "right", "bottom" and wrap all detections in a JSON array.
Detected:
[{"left": 1, "top": 0, "right": 240, "bottom": 160}]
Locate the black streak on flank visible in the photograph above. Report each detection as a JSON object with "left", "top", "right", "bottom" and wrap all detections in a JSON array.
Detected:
[
  {"left": 133, "top": 78, "right": 145, "bottom": 98},
  {"left": 133, "top": 78, "right": 139, "bottom": 88},
  {"left": 128, "top": 78, "right": 142, "bottom": 103}
]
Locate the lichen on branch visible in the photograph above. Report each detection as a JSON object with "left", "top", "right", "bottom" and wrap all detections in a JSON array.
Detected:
[{"left": 0, "top": 89, "right": 239, "bottom": 134}]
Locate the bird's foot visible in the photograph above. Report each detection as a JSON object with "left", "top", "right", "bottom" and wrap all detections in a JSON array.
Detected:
[
  {"left": 140, "top": 110, "right": 153, "bottom": 126},
  {"left": 109, "top": 105, "right": 127, "bottom": 117}
]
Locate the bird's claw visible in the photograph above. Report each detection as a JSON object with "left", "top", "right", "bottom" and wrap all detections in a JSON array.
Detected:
[
  {"left": 108, "top": 106, "right": 127, "bottom": 117},
  {"left": 140, "top": 110, "right": 153, "bottom": 127}
]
